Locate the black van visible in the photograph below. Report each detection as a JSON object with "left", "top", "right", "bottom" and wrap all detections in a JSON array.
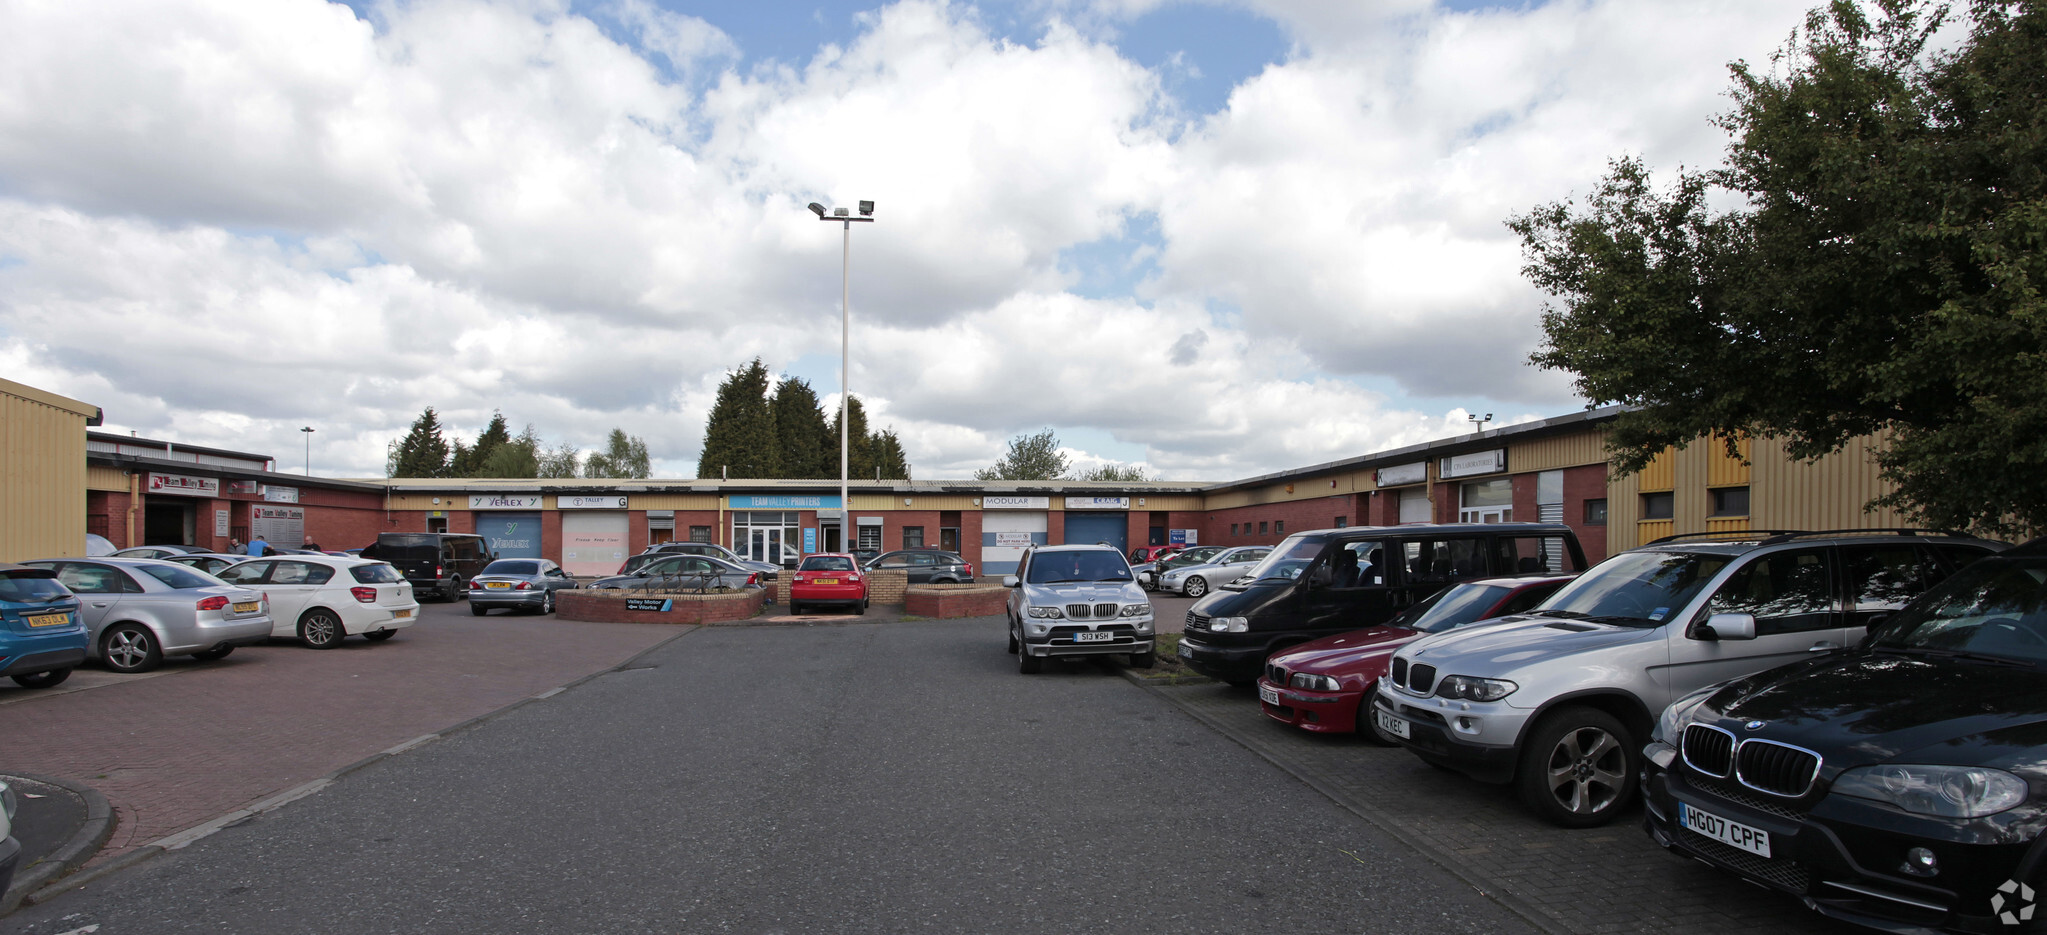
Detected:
[
  {"left": 363, "top": 533, "right": 495, "bottom": 602},
  {"left": 1177, "top": 523, "right": 1587, "bottom": 685}
]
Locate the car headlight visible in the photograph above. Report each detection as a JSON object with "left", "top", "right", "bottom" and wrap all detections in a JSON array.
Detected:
[
  {"left": 1654, "top": 685, "right": 1722, "bottom": 745},
  {"left": 1289, "top": 673, "right": 1341, "bottom": 692},
  {"left": 1434, "top": 675, "right": 1517, "bottom": 702},
  {"left": 1027, "top": 606, "right": 1064, "bottom": 618},
  {"left": 1206, "top": 616, "right": 1248, "bottom": 633},
  {"left": 1119, "top": 604, "right": 1150, "bottom": 617},
  {"left": 1831, "top": 765, "right": 2030, "bottom": 818}
]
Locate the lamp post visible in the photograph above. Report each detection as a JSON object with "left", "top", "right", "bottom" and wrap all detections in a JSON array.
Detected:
[
  {"left": 1468, "top": 412, "right": 1493, "bottom": 434},
  {"left": 301, "top": 426, "right": 315, "bottom": 475},
  {"left": 809, "top": 199, "right": 874, "bottom": 552}
]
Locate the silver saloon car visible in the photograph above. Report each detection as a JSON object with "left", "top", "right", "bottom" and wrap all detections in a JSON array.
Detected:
[
  {"left": 467, "top": 558, "right": 578, "bottom": 615},
  {"left": 587, "top": 554, "right": 762, "bottom": 593},
  {"left": 1156, "top": 545, "right": 1272, "bottom": 599},
  {"left": 22, "top": 558, "right": 274, "bottom": 673}
]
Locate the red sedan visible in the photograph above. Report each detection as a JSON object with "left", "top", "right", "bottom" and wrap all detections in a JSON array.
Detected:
[
  {"left": 789, "top": 554, "right": 868, "bottom": 615},
  {"left": 1257, "top": 574, "right": 1576, "bottom": 737}
]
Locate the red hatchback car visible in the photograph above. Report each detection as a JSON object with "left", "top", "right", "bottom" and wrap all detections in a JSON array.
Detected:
[
  {"left": 789, "top": 553, "right": 868, "bottom": 615},
  {"left": 1257, "top": 574, "right": 1576, "bottom": 737}
]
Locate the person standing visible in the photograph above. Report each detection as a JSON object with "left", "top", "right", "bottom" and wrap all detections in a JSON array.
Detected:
[{"left": 247, "top": 536, "right": 269, "bottom": 557}]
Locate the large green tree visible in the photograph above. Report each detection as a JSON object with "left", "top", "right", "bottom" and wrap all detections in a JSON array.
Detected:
[
  {"left": 1078, "top": 463, "right": 1148, "bottom": 482},
  {"left": 828, "top": 396, "right": 875, "bottom": 480},
  {"left": 585, "top": 429, "right": 652, "bottom": 479},
  {"left": 769, "top": 376, "right": 834, "bottom": 478},
  {"left": 697, "top": 359, "right": 780, "bottom": 479},
  {"left": 976, "top": 428, "right": 1069, "bottom": 481},
  {"left": 1511, "top": 0, "right": 2047, "bottom": 536},
  {"left": 478, "top": 424, "right": 542, "bottom": 478},
  {"left": 391, "top": 407, "right": 451, "bottom": 478},
  {"left": 871, "top": 428, "right": 911, "bottom": 480},
  {"left": 450, "top": 410, "right": 513, "bottom": 477}
]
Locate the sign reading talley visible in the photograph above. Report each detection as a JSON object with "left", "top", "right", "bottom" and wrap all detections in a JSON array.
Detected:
[
  {"left": 469, "top": 494, "right": 544, "bottom": 510},
  {"left": 148, "top": 473, "right": 219, "bottom": 497},
  {"left": 1064, "top": 496, "right": 1130, "bottom": 510},
  {"left": 1376, "top": 461, "right": 1428, "bottom": 487},
  {"left": 1440, "top": 449, "right": 1508, "bottom": 480},
  {"left": 559, "top": 495, "right": 628, "bottom": 509},
  {"left": 982, "top": 496, "right": 1048, "bottom": 510}
]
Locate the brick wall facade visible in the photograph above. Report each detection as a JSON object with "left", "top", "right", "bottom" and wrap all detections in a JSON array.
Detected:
[
  {"left": 903, "top": 584, "right": 1007, "bottom": 619},
  {"left": 555, "top": 588, "right": 764, "bottom": 624}
]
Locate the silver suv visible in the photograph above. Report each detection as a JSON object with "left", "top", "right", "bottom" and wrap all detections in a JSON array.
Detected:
[
  {"left": 1004, "top": 544, "right": 1156, "bottom": 674},
  {"left": 1370, "top": 530, "right": 2003, "bottom": 827}
]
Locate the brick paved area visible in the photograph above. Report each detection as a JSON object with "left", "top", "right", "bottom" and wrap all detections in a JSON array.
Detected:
[
  {"left": 1152, "top": 681, "right": 1865, "bottom": 935},
  {"left": 0, "top": 604, "right": 677, "bottom": 864}
]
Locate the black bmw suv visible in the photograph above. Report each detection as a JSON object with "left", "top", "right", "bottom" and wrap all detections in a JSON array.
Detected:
[{"left": 1643, "top": 539, "right": 2041, "bottom": 933}]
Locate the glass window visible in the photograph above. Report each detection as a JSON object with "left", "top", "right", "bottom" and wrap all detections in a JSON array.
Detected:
[
  {"left": 57, "top": 564, "right": 138, "bottom": 594},
  {"left": 216, "top": 562, "right": 269, "bottom": 584},
  {"left": 801, "top": 556, "right": 855, "bottom": 572},
  {"left": 1399, "top": 538, "right": 1488, "bottom": 584},
  {"left": 350, "top": 563, "right": 405, "bottom": 584},
  {"left": 1494, "top": 536, "right": 1576, "bottom": 575},
  {"left": 1709, "top": 487, "right": 1750, "bottom": 517},
  {"left": 1023, "top": 551, "right": 1130, "bottom": 584},
  {"left": 908, "top": 552, "right": 938, "bottom": 566},
  {"left": 857, "top": 525, "right": 883, "bottom": 551},
  {"left": 269, "top": 562, "right": 335, "bottom": 585},
  {"left": 1334, "top": 516, "right": 1347, "bottom": 528},
  {"left": 1641, "top": 492, "right": 1675, "bottom": 520},
  {"left": 1230, "top": 524, "right": 1238, "bottom": 536},
  {"left": 1461, "top": 479, "right": 1513, "bottom": 508},
  {"left": 689, "top": 526, "right": 712, "bottom": 543},
  {"left": 482, "top": 560, "right": 540, "bottom": 576},
  {"left": 1258, "top": 522, "right": 1269, "bottom": 535},
  {"left": 1275, "top": 521, "right": 1285, "bottom": 534},
  {"left": 1397, "top": 584, "right": 1516, "bottom": 633},
  {"left": 138, "top": 564, "right": 223, "bottom": 590},
  {"left": 1841, "top": 545, "right": 1933, "bottom": 613},
  {"left": 1869, "top": 558, "right": 2047, "bottom": 662},
  {"left": 1540, "top": 550, "right": 1733, "bottom": 626},
  {"left": 1243, "top": 535, "right": 1339, "bottom": 585},
  {"left": 902, "top": 526, "right": 924, "bottom": 549},
  {"left": 1706, "top": 548, "right": 1836, "bottom": 635},
  {"left": 0, "top": 572, "right": 71, "bottom": 603},
  {"left": 449, "top": 538, "right": 482, "bottom": 561},
  {"left": 1584, "top": 499, "right": 1609, "bottom": 525}
]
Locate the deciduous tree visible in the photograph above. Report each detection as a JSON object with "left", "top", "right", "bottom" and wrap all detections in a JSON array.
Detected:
[{"left": 976, "top": 429, "right": 1069, "bottom": 481}]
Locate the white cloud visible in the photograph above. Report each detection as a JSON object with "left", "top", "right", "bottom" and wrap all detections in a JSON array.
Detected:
[{"left": 0, "top": 0, "right": 1809, "bottom": 483}]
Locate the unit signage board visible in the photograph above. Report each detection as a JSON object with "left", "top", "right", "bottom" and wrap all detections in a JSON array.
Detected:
[
  {"left": 1064, "top": 496, "right": 1130, "bottom": 510},
  {"left": 251, "top": 505, "right": 305, "bottom": 546},
  {"left": 469, "top": 494, "right": 544, "bottom": 510},
  {"left": 982, "top": 496, "right": 1048, "bottom": 510},
  {"left": 626, "top": 598, "right": 673, "bottom": 612},
  {"left": 148, "top": 473, "right": 219, "bottom": 497},
  {"left": 559, "top": 495, "right": 628, "bottom": 509},
  {"left": 263, "top": 486, "right": 299, "bottom": 503},
  {"left": 214, "top": 509, "right": 230, "bottom": 536},
  {"left": 1376, "top": 462, "right": 1428, "bottom": 487},
  {"left": 225, "top": 481, "right": 261, "bottom": 496},
  {"left": 803, "top": 528, "right": 817, "bottom": 554},
  {"left": 728, "top": 495, "right": 842, "bottom": 509},
  {"left": 993, "top": 532, "right": 1036, "bottom": 548},
  {"left": 1440, "top": 449, "right": 1508, "bottom": 480}
]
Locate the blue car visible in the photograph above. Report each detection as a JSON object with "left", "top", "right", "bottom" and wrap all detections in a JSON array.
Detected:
[{"left": 0, "top": 562, "right": 88, "bottom": 689}]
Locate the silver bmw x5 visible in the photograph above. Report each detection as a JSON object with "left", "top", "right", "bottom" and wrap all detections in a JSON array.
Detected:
[{"left": 1003, "top": 544, "right": 1156, "bottom": 674}]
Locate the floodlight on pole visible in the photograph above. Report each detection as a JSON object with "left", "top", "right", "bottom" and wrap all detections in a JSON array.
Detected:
[
  {"left": 300, "top": 426, "right": 315, "bottom": 475},
  {"left": 811, "top": 199, "right": 874, "bottom": 551}
]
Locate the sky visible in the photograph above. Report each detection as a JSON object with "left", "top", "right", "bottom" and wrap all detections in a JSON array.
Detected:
[{"left": 0, "top": 0, "right": 1810, "bottom": 481}]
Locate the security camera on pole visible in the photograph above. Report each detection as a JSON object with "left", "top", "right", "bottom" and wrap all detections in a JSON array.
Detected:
[{"left": 809, "top": 199, "right": 874, "bottom": 551}]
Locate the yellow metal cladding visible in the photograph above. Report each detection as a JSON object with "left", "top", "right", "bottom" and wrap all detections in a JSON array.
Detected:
[
  {"left": 1750, "top": 434, "right": 1909, "bottom": 531},
  {"left": 1637, "top": 447, "right": 1677, "bottom": 492},
  {"left": 628, "top": 494, "right": 720, "bottom": 510},
  {"left": 87, "top": 464, "right": 130, "bottom": 492},
  {"left": 1, "top": 378, "right": 97, "bottom": 562},
  {"left": 1132, "top": 494, "right": 1206, "bottom": 511},
  {"left": 1706, "top": 435, "right": 1753, "bottom": 488},
  {"left": 1636, "top": 519, "right": 1675, "bottom": 543},
  {"left": 1508, "top": 430, "right": 1611, "bottom": 474},
  {"left": 1706, "top": 518, "right": 1753, "bottom": 534}
]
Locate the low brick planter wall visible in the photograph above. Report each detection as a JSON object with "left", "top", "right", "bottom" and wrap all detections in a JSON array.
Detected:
[
  {"left": 557, "top": 588, "right": 765, "bottom": 624},
  {"left": 767, "top": 568, "right": 909, "bottom": 605},
  {"left": 903, "top": 584, "right": 1008, "bottom": 619}
]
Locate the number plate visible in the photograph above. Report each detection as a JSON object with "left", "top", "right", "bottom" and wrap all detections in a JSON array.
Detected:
[
  {"left": 25, "top": 612, "right": 70, "bottom": 628},
  {"left": 1374, "top": 708, "right": 1411, "bottom": 740},
  {"left": 1680, "top": 802, "right": 1771, "bottom": 857},
  {"left": 1259, "top": 684, "right": 1282, "bottom": 706},
  {"left": 232, "top": 601, "right": 260, "bottom": 614},
  {"left": 1074, "top": 631, "right": 1113, "bottom": 643},
  {"left": 485, "top": 582, "right": 511, "bottom": 590},
  {"left": 1177, "top": 640, "right": 1193, "bottom": 658},
  {"left": 815, "top": 578, "right": 837, "bottom": 585},
  {"left": 392, "top": 609, "right": 412, "bottom": 619}
]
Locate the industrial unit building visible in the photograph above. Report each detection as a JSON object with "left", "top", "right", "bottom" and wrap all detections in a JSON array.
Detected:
[{"left": 2, "top": 378, "right": 1945, "bottom": 571}]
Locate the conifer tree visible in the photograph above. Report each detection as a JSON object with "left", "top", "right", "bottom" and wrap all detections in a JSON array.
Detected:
[
  {"left": 696, "top": 358, "right": 780, "bottom": 479},
  {"left": 828, "top": 396, "right": 875, "bottom": 480},
  {"left": 769, "top": 376, "right": 833, "bottom": 479},
  {"left": 391, "top": 407, "right": 452, "bottom": 478},
  {"left": 452, "top": 411, "right": 513, "bottom": 477},
  {"left": 872, "top": 428, "right": 911, "bottom": 480}
]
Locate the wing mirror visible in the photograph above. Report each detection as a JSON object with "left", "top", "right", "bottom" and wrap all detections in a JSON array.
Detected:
[
  {"left": 1002, "top": 575, "right": 1020, "bottom": 588},
  {"left": 1698, "top": 612, "right": 1757, "bottom": 641}
]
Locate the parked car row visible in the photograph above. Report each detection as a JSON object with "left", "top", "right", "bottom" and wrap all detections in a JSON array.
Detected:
[{"left": 1154, "top": 522, "right": 2025, "bottom": 934}]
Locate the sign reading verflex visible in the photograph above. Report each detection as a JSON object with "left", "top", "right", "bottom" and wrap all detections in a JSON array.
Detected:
[{"left": 470, "top": 494, "right": 544, "bottom": 510}]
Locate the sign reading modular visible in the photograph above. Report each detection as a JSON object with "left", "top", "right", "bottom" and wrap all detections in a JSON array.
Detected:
[
  {"left": 148, "top": 473, "right": 220, "bottom": 497},
  {"left": 559, "top": 495, "right": 628, "bottom": 509},
  {"left": 251, "top": 505, "right": 305, "bottom": 546},
  {"left": 470, "top": 494, "right": 544, "bottom": 510},
  {"left": 728, "top": 495, "right": 842, "bottom": 509},
  {"left": 1376, "top": 461, "right": 1428, "bottom": 487},
  {"left": 982, "top": 496, "right": 1048, "bottom": 510},
  {"left": 1064, "top": 496, "right": 1130, "bottom": 510},
  {"left": 1440, "top": 449, "right": 1508, "bottom": 479}
]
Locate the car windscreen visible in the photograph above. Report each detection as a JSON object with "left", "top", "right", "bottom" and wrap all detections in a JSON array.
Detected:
[
  {"left": 1025, "top": 551, "right": 1132, "bottom": 584},
  {"left": 1532, "top": 551, "right": 1732, "bottom": 627},
  {"left": 1165, "top": 547, "right": 1221, "bottom": 568},
  {"left": 1868, "top": 558, "right": 2047, "bottom": 664},
  {"left": 137, "top": 563, "right": 227, "bottom": 590},
  {"left": 482, "top": 561, "right": 539, "bottom": 576},
  {"left": 350, "top": 563, "right": 406, "bottom": 584},
  {"left": 801, "top": 557, "right": 855, "bottom": 572},
  {"left": 1403, "top": 583, "right": 1516, "bottom": 633},
  {"left": 0, "top": 572, "right": 72, "bottom": 604},
  {"left": 1240, "top": 535, "right": 1324, "bottom": 582}
]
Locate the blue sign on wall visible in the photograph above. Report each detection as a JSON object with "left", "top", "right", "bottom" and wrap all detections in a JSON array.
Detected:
[
  {"left": 803, "top": 527, "right": 817, "bottom": 554},
  {"left": 729, "top": 495, "right": 843, "bottom": 509},
  {"left": 1169, "top": 529, "right": 1188, "bottom": 544},
  {"left": 475, "top": 512, "right": 542, "bottom": 558}
]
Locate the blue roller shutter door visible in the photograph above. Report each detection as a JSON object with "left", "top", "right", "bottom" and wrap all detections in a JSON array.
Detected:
[
  {"left": 1063, "top": 513, "right": 1128, "bottom": 557},
  {"left": 476, "top": 512, "right": 542, "bottom": 559}
]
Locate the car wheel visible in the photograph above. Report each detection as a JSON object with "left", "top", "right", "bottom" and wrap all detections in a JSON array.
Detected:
[
  {"left": 191, "top": 644, "right": 235, "bottom": 662},
  {"left": 297, "top": 610, "right": 345, "bottom": 649},
  {"left": 1184, "top": 576, "right": 1208, "bottom": 598},
  {"left": 444, "top": 577, "right": 464, "bottom": 602},
  {"left": 101, "top": 623, "right": 163, "bottom": 673},
  {"left": 542, "top": 591, "right": 556, "bottom": 615},
  {"left": 1018, "top": 645, "right": 1042, "bottom": 674},
  {"left": 470, "top": 602, "right": 488, "bottom": 616},
  {"left": 11, "top": 668, "right": 71, "bottom": 689},
  {"left": 855, "top": 600, "right": 866, "bottom": 616},
  {"left": 364, "top": 629, "right": 397, "bottom": 641},
  {"left": 1516, "top": 706, "right": 1637, "bottom": 828},
  {"left": 790, "top": 601, "right": 804, "bottom": 615},
  {"left": 1006, "top": 622, "right": 1019, "bottom": 654},
  {"left": 1129, "top": 651, "right": 1156, "bottom": 669}
]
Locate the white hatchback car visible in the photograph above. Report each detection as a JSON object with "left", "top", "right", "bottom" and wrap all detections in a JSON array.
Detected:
[{"left": 216, "top": 556, "right": 419, "bottom": 649}]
